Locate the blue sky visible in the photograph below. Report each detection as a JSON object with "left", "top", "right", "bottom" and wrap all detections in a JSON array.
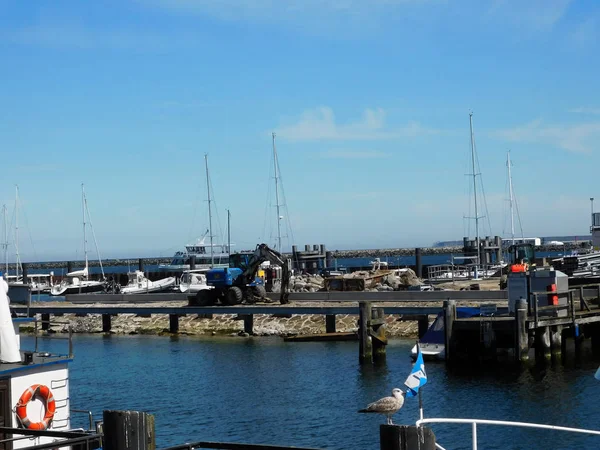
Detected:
[{"left": 1, "top": 0, "right": 599, "bottom": 261}]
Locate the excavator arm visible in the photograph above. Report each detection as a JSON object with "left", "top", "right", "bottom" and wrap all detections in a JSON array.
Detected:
[{"left": 242, "top": 243, "right": 290, "bottom": 304}]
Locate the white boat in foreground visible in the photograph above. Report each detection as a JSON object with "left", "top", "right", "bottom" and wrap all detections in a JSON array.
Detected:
[
  {"left": 0, "top": 277, "right": 95, "bottom": 447},
  {"left": 120, "top": 270, "right": 176, "bottom": 294}
]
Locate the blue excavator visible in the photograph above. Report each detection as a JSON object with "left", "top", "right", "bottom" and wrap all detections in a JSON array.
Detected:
[{"left": 190, "top": 243, "right": 290, "bottom": 306}]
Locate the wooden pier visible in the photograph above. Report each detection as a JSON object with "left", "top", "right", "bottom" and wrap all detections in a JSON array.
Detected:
[{"left": 444, "top": 285, "right": 600, "bottom": 363}]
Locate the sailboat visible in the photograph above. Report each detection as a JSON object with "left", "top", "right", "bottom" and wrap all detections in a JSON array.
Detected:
[
  {"left": 159, "top": 154, "right": 230, "bottom": 271},
  {"left": 3, "top": 187, "right": 52, "bottom": 300},
  {"left": 50, "top": 185, "right": 106, "bottom": 296}
]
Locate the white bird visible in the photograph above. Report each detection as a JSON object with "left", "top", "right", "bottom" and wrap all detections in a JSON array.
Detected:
[{"left": 358, "top": 388, "right": 406, "bottom": 425}]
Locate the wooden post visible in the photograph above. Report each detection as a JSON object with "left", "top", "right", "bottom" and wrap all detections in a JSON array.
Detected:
[
  {"left": 22, "top": 263, "right": 29, "bottom": 284},
  {"left": 590, "top": 323, "right": 600, "bottom": 356},
  {"left": 169, "top": 315, "right": 179, "bottom": 334},
  {"left": 380, "top": 425, "right": 436, "bottom": 450},
  {"left": 515, "top": 299, "right": 529, "bottom": 362},
  {"left": 359, "top": 302, "right": 373, "bottom": 364},
  {"left": 67, "top": 261, "right": 73, "bottom": 274},
  {"left": 325, "top": 314, "right": 336, "bottom": 333},
  {"left": 418, "top": 316, "right": 429, "bottom": 339},
  {"left": 243, "top": 314, "right": 254, "bottom": 335},
  {"left": 443, "top": 299, "right": 456, "bottom": 362},
  {"left": 372, "top": 307, "right": 387, "bottom": 363},
  {"left": 102, "top": 314, "right": 112, "bottom": 333},
  {"left": 138, "top": 259, "right": 144, "bottom": 272},
  {"left": 41, "top": 313, "right": 50, "bottom": 331},
  {"left": 535, "top": 326, "right": 551, "bottom": 361},
  {"left": 103, "top": 410, "right": 155, "bottom": 450},
  {"left": 550, "top": 325, "right": 562, "bottom": 357},
  {"left": 414, "top": 248, "right": 423, "bottom": 279}
]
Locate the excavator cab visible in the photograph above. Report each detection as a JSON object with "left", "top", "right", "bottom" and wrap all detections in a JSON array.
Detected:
[{"left": 507, "top": 243, "right": 535, "bottom": 272}]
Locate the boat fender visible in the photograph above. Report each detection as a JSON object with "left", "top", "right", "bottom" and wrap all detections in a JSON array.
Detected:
[{"left": 15, "top": 384, "right": 56, "bottom": 430}]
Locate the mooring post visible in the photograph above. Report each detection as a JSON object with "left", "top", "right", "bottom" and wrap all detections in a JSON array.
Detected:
[
  {"left": 379, "top": 425, "right": 436, "bottom": 450},
  {"left": 325, "top": 314, "right": 336, "bottom": 333},
  {"left": 103, "top": 410, "right": 156, "bottom": 450},
  {"left": 102, "top": 314, "right": 112, "bottom": 333},
  {"left": 590, "top": 323, "right": 600, "bottom": 356},
  {"left": 41, "top": 313, "right": 50, "bottom": 331},
  {"left": 443, "top": 299, "right": 456, "bottom": 362},
  {"left": 415, "top": 248, "right": 422, "bottom": 279},
  {"left": 418, "top": 316, "right": 429, "bottom": 339},
  {"left": 67, "top": 261, "right": 73, "bottom": 274},
  {"left": 372, "top": 307, "right": 387, "bottom": 363},
  {"left": 169, "top": 315, "right": 179, "bottom": 334},
  {"left": 515, "top": 299, "right": 529, "bottom": 362},
  {"left": 550, "top": 325, "right": 562, "bottom": 357},
  {"left": 138, "top": 258, "right": 144, "bottom": 272},
  {"left": 359, "top": 302, "right": 373, "bottom": 364},
  {"left": 189, "top": 256, "right": 196, "bottom": 270},
  {"left": 535, "top": 326, "right": 551, "bottom": 361}
]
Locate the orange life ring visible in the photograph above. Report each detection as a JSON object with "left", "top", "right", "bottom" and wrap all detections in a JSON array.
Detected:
[{"left": 15, "top": 384, "right": 56, "bottom": 430}]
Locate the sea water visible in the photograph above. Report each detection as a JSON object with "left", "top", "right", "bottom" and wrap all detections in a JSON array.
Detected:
[{"left": 23, "top": 334, "right": 600, "bottom": 450}]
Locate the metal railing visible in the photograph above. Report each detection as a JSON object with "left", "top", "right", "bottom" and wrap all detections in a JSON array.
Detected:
[
  {"left": 416, "top": 417, "right": 600, "bottom": 450},
  {"left": 32, "top": 318, "right": 74, "bottom": 358}
]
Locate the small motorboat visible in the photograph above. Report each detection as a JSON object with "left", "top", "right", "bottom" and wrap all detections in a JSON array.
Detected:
[{"left": 120, "top": 270, "right": 176, "bottom": 294}]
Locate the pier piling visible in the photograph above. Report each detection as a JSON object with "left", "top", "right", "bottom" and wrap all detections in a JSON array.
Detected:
[
  {"left": 103, "top": 410, "right": 156, "bottom": 450},
  {"left": 372, "top": 307, "right": 387, "bottom": 362},
  {"left": 22, "top": 263, "right": 28, "bottom": 284},
  {"left": 169, "top": 315, "right": 179, "bottom": 334},
  {"left": 443, "top": 299, "right": 456, "bottom": 362},
  {"left": 359, "top": 302, "right": 373, "bottom": 363},
  {"left": 535, "top": 326, "right": 551, "bottom": 361},
  {"left": 102, "top": 314, "right": 112, "bottom": 333},
  {"left": 67, "top": 261, "right": 73, "bottom": 274},
  {"left": 325, "top": 314, "right": 336, "bottom": 333},
  {"left": 515, "top": 299, "right": 529, "bottom": 362},
  {"left": 41, "top": 313, "right": 50, "bottom": 331},
  {"left": 190, "top": 256, "right": 196, "bottom": 270},
  {"left": 138, "top": 259, "right": 144, "bottom": 272},
  {"left": 550, "top": 325, "right": 563, "bottom": 357},
  {"left": 379, "top": 425, "right": 436, "bottom": 450},
  {"left": 415, "top": 248, "right": 422, "bottom": 279}
]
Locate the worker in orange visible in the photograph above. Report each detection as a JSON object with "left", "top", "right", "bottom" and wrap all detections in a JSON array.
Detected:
[{"left": 511, "top": 259, "right": 528, "bottom": 273}]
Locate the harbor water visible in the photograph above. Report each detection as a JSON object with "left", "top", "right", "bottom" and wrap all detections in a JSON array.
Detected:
[{"left": 25, "top": 334, "right": 600, "bottom": 450}]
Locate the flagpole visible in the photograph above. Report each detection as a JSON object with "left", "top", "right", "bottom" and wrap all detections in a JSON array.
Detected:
[{"left": 417, "top": 341, "right": 424, "bottom": 420}]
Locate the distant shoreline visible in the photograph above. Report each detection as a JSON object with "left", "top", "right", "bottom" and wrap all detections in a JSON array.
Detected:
[{"left": 3, "top": 241, "right": 590, "bottom": 270}]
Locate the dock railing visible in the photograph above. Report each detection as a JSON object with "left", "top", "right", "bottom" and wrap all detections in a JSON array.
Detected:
[{"left": 416, "top": 417, "right": 600, "bottom": 450}]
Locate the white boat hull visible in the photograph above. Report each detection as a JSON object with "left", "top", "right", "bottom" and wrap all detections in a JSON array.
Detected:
[
  {"left": 411, "top": 343, "right": 446, "bottom": 361},
  {"left": 121, "top": 276, "right": 176, "bottom": 294},
  {"left": 50, "top": 280, "right": 105, "bottom": 296}
]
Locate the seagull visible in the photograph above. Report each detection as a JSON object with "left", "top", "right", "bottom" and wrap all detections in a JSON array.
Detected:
[{"left": 358, "top": 388, "right": 406, "bottom": 425}]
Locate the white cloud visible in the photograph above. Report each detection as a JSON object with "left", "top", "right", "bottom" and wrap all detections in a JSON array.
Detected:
[
  {"left": 568, "top": 107, "right": 600, "bottom": 115},
  {"left": 491, "top": 119, "right": 600, "bottom": 153},
  {"left": 275, "top": 106, "right": 440, "bottom": 141},
  {"left": 319, "top": 150, "right": 389, "bottom": 159}
]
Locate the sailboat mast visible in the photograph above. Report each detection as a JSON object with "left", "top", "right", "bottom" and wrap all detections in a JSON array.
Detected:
[
  {"left": 227, "top": 209, "right": 231, "bottom": 255},
  {"left": 507, "top": 151, "right": 515, "bottom": 245},
  {"left": 14, "top": 185, "right": 20, "bottom": 279},
  {"left": 81, "top": 184, "right": 88, "bottom": 272},
  {"left": 469, "top": 113, "right": 480, "bottom": 267},
  {"left": 272, "top": 132, "right": 282, "bottom": 251},
  {"left": 83, "top": 187, "right": 105, "bottom": 279},
  {"left": 204, "top": 154, "right": 214, "bottom": 268},
  {"left": 2, "top": 205, "right": 7, "bottom": 275}
]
